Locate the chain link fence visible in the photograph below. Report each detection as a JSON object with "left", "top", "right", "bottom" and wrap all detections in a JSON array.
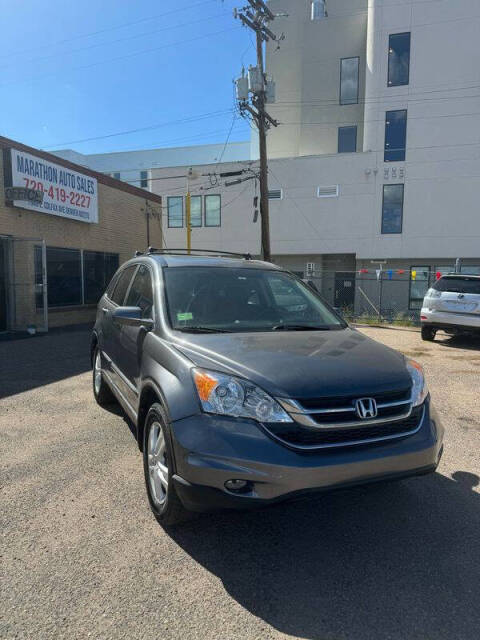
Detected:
[{"left": 307, "top": 269, "right": 437, "bottom": 326}]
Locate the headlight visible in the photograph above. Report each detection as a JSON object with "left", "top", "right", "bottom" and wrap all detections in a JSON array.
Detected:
[
  {"left": 193, "top": 368, "right": 293, "bottom": 423},
  {"left": 406, "top": 359, "right": 428, "bottom": 406}
]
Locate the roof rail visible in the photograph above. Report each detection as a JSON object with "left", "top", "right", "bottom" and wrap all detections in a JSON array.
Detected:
[{"left": 145, "top": 247, "right": 253, "bottom": 260}]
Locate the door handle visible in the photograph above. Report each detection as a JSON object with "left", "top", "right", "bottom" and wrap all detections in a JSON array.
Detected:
[{"left": 102, "top": 307, "right": 109, "bottom": 314}]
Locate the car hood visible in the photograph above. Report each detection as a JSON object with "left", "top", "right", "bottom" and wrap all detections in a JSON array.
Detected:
[{"left": 169, "top": 328, "right": 411, "bottom": 399}]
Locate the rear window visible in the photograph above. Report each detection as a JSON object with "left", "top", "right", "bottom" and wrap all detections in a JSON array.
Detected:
[{"left": 432, "top": 276, "right": 480, "bottom": 294}]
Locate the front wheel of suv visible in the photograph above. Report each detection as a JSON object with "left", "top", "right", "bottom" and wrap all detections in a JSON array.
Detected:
[
  {"left": 421, "top": 325, "right": 436, "bottom": 341},
  {"left": 143, "top": 403, "right": 190, "bottom": 526}
]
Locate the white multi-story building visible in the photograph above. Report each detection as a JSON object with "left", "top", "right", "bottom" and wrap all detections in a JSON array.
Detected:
[{"left": 152, "top": 0, "right": 480, "bottom": 313}]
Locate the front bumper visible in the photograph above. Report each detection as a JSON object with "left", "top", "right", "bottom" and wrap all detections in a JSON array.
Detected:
[
  {"left": 170, "top": 400, "right": 444, "bottom": 512},
  {"left": 421, "top": 308, "right": 480, "bottom": 330}
]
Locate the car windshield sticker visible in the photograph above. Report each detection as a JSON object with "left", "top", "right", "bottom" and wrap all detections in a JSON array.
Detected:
[{"left": 177, "top": 312, "right": 193, "bottom": 322}]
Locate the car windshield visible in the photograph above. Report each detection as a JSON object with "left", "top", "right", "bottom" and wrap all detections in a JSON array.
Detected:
[
  {"left": 432, "top": 276, "right": 480, "bottom": 295},
  {"left": 163, "top": 267, "right": 345, "bottom": 332}
]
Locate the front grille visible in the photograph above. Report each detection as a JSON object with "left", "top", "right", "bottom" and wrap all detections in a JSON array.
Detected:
[
  {"left": 290, "top": 388, "right": 412, "bottom": 426},
  {"left": 264, "top": 406, "right": 424, "bottom": 449},
  {"left": 298, "top": 388, "right": 411, "bottom": 410}
]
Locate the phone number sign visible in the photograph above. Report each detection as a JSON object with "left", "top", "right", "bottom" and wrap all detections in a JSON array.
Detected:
[{"left": 8, "top": 148, "right": 98, "bottom": 223}]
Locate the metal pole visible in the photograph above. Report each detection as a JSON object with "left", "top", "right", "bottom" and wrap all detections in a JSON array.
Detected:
[
  {"left": 256, "top": 32, "right": 271, "bottom": 262},
  {"left": 186, "top": 191, "right": 191, "bottom": 254},
  {"left": 145, "top": 202, "right": 150, "bottom": 247},
  {"left": 379, "top": 271, "right": 383, "bottom": 323},
  {"left": 42, "top": 239, "right": 48, "bottom": 332}
]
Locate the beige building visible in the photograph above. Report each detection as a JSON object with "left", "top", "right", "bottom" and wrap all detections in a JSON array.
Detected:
[{"left": 0, "top": 136, "right": 162, "bottom": 333}]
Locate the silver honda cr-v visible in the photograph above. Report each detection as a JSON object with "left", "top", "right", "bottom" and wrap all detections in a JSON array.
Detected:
[{"left": 91, "top": 250, "right": 444, "bottom": 525}]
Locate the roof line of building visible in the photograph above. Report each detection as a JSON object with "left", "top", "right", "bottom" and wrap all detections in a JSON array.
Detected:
[
  {"left": 0, "top": 135, "right": 163, "bottom": 204},
  {"left": 77, "top": 140, "right": 251, "bottom": 159}
]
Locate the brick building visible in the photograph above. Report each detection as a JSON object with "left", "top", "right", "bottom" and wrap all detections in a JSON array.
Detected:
[{"left": 0, "top": 136, "right": 163, "bottom": 333}]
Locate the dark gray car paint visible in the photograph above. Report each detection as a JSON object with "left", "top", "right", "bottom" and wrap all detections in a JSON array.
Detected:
[
  {"left": 93, "top": 254, "right": 443, "bottom": 510},
  {"left": 169, "top": 328, "right": 411, "bottom": 400}
]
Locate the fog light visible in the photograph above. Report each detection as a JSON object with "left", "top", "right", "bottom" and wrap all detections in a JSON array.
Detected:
[{"left": 224, "top": 479, "right": 249, "bottom": 492}]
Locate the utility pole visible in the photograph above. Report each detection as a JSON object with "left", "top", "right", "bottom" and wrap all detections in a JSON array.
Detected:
[
  {"left": 185, "top": 167, "right": 199, "bottom": 254},
  {"left": 234, "top": 0, "right": 284, "bottom": 262}
]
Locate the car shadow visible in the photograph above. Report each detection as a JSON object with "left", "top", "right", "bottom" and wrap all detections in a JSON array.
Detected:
[
  {"left": 434, "top": 333, "right": 480, "bottom": 351},
  {"left": 0, "top": 325, "right": 92, "bottom": 400},
  {"left": 167, "top": 471, "right": 480, "bottom": 640},
  {"left": 102, "top": 401, "right": 138, "bottom": 440}
]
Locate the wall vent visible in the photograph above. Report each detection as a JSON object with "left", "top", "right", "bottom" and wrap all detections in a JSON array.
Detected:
[
  {"left": 268, "top": 189, "right": 283, "bottom": 200},
  {"left": 317, "top": 185, "right": 339, "bottom": 198}
]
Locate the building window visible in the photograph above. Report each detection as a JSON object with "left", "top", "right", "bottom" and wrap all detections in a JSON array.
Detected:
[
  {"left": 44, "top": 247, "right": 82, "bottom": 307},
  {"left": 382, "top": 184, "right": 404, "bottom": 234},
  {"left": 311, "top": 0, "right": 327, "bottom": 20},
  {"left": 388, "top": 32, "right": 411, "bottom": 87},
  {"left": 113, "top": 172, "right": 121, "bottom": 180},
  {"left": 167, "top": 196, "right": 183, "bottom": 228},
  {"left": 338, "top": 126, "right": 357, "bottom": 153},
  {"left": 204, "top": 195, "right": 221, "bottom": 227},
  {"left": 409, "top": 266, "right": 429, "bottom": 309},
  {"left": 340, "top": 57, "right": 359, "bottom": 105},
  {"left": 385, "top": 110, "right": 407, "bottom": 162},
  {"left": 83, "top": 251, "right": 119, "bottom": 304},
  {"left": 35, "top": 248, "right": 120, "bottom": 308},
  {"left": 190, "top": 195, "right": 202, "bottom": 227},
  {"left": 140, "top": 171, "right": 148, "bottom": 189}
]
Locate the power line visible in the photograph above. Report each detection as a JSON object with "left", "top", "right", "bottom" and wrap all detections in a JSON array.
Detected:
[
  {"left": 44, "top": 109, "right": 236, "bottom": 148},
  {"left": 279, "top": 109, "right": 480, "bottom": 127},
  {"left": 271, "top": 84, "right": 480, "bottom": 107},
  {"left": 0, "top": 26, "right": 238, "bottom": 90},
  {"left": 0, "top": 0, "right": 219, "bottom": 60},
  {"left": 104, "top": 125, "right": 250, "bottom": 156},
  {"left": 0, "top": 12, "right": 229, "bottom": 71}
]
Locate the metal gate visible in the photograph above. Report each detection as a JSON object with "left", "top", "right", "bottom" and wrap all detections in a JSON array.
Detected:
[{"left": 3, "top": 236, "right": 48, "bottom": 333}]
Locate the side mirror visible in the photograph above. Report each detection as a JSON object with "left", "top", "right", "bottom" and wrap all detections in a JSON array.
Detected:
[{"left": 112, "top": 306, "right": 153, "bottom": 329}]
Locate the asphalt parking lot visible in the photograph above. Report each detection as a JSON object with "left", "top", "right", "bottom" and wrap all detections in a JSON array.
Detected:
[{"left": 1, "top": 326, "right": 479, "bottom": 640}]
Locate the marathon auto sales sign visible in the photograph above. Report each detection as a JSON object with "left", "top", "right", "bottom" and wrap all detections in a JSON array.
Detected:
[{"left": 7, "top": 148, "right": 98, "bottom": 223}]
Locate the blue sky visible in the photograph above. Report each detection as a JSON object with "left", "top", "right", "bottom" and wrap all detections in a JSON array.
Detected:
[{"left": 0, "top": 0, "right": 254, "bottom": 154}]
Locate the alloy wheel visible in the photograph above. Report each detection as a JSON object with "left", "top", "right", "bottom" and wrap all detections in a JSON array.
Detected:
[{"left": 147, "top": 422, "right": 169, "bottom": 507}]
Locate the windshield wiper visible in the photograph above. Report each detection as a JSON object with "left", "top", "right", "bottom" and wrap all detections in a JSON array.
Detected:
[
  {"left": 176, "top": 326, "right": 232, "bottom": 333},
  {"left": 271, "top": 324, "right": 332, "bottom": 331}
]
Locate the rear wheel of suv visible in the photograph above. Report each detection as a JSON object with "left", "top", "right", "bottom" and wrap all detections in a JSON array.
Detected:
[
  {"left": 421, "top": 326, "right": 436, "bottom": 341},
  {"left": 143, "top": 403, "right": 190, "bottom": 526},
  {"left": 93, "top": 347, "right": 115, "bottom": 406}
]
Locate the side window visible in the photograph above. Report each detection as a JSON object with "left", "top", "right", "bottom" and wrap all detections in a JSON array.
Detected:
[
  {"left": 106, "top": 272, "right": 120, "bottom": 299},
  {"left": 111, "top": 265, "right": 136, "bottom": 306},
  {"left": 125, "top": 265, "right": 154, "bottom": 318}
]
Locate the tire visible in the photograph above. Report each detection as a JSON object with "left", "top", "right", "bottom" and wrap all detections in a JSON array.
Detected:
[
  {"left": 143, "top": 403, "right": 190, "bottom": 526},
  {"left": 421, "top": 325, "right": 436, "bottom": 341},
  {"left": 92, "top": 347, "right": 115, "bottom": 406}
]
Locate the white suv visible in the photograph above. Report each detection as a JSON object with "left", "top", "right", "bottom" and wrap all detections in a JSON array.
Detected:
[{"left": 421, "top": 274, "right": 480, "bottom": 341}]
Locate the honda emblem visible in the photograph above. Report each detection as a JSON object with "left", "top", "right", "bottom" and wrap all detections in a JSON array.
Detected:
[{"left": 355, "top": 398, "right": 378, "bottom": 419}]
